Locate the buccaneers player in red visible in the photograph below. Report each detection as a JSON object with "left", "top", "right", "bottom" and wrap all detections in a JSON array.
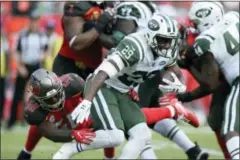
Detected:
[
  {"left": 17, "top": 69, "right": 199, "bottom": 159},
  {"left": 52, "top": 1, "right": 115, "bottom": 79}
]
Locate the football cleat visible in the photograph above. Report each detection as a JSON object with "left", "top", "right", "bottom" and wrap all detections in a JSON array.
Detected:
[
  {"left": 169, "top": 99, "right": 200, "bottom": 127},
  {"left": 17, "top": 150, "right": 31, "bottom": 160},
  {"left": 187, "top": 142, "right": 209, "bottom": 160}
]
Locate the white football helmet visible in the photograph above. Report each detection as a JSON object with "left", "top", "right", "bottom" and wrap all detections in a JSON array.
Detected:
[
  {"left": 188, "top": 2, "right": 224, "bottom": 33},
  {"left": 145, "top": 13, "right": 179, "bottom": 57}
]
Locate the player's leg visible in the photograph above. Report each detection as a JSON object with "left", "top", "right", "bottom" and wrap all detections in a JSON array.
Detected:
[
  {"left": 221, "top": 80, "right": 240, "bottom": 159},
  {"left": 17, "top": 125, "right": 42, "bottom": 160},
  {"left": 138, "top": 80, "right": 207, "bottom": 159},
  {"left": 53, "top": 85, "right": 125, "bottom": 159},
  {"left": 118, "top": 93, "right": 153, "bottom": 159},
  {"left": 208, "top": 84, "right": 231, "bottom": 159}
]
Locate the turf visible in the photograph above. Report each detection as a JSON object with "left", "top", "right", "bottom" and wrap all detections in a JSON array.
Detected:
[{"left": 1, "top": 125, "right": 224, "bottom": 159}]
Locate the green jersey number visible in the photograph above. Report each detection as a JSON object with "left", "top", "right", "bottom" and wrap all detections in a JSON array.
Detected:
[
  {"left": 118, "top": 70, "right": 159, "bottom": 88},
  {"left": 223, "top": 23, "right": 239, "bottom": 56}
]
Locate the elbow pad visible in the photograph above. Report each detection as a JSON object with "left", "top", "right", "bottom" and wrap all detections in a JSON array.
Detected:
[
  {"left": 95, "top": 61, "right": 119, "bottom": 78},
  {"left": 95, "top": 54, "right": 125, "bottom": 78}
]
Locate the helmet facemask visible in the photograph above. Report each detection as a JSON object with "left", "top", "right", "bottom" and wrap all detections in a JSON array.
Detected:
[
  {"left": 150, "top": 34, "right": 179, "bottom": 57},
  {"left": 36, "top": 85, "right": 65, "bottom": 112}
]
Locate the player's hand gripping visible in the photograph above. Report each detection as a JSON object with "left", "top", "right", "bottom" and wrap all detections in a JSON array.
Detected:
[
  {"left": 72, "top": 128, "right": 96, "bottom": 144},
  {"left": 71, "top": 99, "right": 92, "bottom": 124},
  {"left": 159, "top": 72, "right": 186, "bottom": 94}
]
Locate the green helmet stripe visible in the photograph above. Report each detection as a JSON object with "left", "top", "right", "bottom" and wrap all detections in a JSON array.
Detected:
[
  {"left": 135, "top": 3, "right": 146, "bottom": 19},
  {"left": 169, "top": 17, "right": 176, "bottom": 33},
  {"left": 162, "top": 15, "right": 171, "bottom": 32},
  {"left": 212, "top": 2, "right": 224, "bottom": 16}
]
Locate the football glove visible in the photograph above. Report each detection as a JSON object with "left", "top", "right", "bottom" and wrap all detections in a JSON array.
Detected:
[
  {"left": 71, "top": 99, "right": 92, "bottom": 124},
  {"left": 72, "top": 128, "right": 96, "bottom": 144},
  {"left": 159, "top": 72, "right": 186, "bottom": 94}
]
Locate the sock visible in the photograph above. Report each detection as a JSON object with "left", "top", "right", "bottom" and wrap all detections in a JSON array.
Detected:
[
  {"left": 226, "top": 136, "right": 240, "bottom": 159},
  {"left": 53, "top": 130, "right": 124, "bottom": 159},
  {"left": 154, "top": 119, "right": 195, "bottom": 152},
  {"left": 104, "top": 148, "right": 115, "bottom": 159},
  {"left": 140, "top": 142, "right": 158, "bottom": 159},
  {"left": 215, "top": 131, "right": 231, "bottom": 159},
  {"left": 119, "top": 123, "right": 151, "bottom": 159},
  {"left": 25, "top": 125, "right": 42, "bottom": 152},
  {"left": 141, "top": 107, "right": 174, "bottom": 125},
  {"left": 76, "top": 130, "right": 124, "bottom": 152}
]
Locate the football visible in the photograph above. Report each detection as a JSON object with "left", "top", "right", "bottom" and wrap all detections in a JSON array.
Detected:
[{"left": 160, "top": 71, "right": 175, "bottom": 85}]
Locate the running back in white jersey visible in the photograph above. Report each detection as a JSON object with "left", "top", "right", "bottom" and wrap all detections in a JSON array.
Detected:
[
  {"left": 101, "top": 31, "right": 178, "bottom": 93},
  {"left": 194, "top": 11, "right": 239, "bottom": 85},
  {"left": 115, "top": 2, "right": 153, "bottom": 30}
]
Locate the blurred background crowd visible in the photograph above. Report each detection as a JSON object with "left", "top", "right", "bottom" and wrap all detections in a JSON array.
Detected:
[{"left": 0, "top": 1, "right": 239, "bottom": 130}]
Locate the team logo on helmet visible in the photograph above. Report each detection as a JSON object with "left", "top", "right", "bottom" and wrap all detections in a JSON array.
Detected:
[
  {"left": 195, "top": 8, "right": 211, "bottom": 18},
  {"left": 148, "top": 19, "right": 160, "bottom": 31},
  {"left": 30, "top": 86, "right": 40, "bottom": 96}
]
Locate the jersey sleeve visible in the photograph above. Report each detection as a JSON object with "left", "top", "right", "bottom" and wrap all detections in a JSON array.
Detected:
[
  {"left": 109, "top": 35, "right": 145, "bottom": 68},
  {"left": 24, "top": 97, "right": 48, "bottom": 126},
  {"left": 193, "top": 35, "right": 214, "bottom": 56},
  {"left": 60, "top": 73, "right": 85, "bottom": 99},
  {"left": 63, "top": 1, "right": 92, "bottom": 17}
]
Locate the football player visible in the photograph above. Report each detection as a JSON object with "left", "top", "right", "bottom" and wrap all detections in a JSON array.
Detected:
[
  {"left": 64, "top": 13, "right": 192, "bottom": 159},
  {"left": 52, "top": 1, "right": 115, "bottom": 78},
  {"left": 178, "top": 2, "right": 239, "bottom": 159},
  {"left": 17, "top": 69, "right": 198, "bottom": 160}
]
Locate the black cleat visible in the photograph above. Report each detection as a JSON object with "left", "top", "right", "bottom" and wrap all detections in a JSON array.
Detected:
[
  {"left": 186, "top": 142, "right": 209, "bottom": 160},
  {"left": 17, "top": 150, "right": 32, "bottom": 160}
]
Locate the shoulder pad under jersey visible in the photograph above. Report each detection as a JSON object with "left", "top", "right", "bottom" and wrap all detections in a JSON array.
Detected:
[
  {"left": 60, "top": 73, "right": 85, "bottom": 98},
  {"left": 64, "top": 1, "right": 92, "bottom": 17}
]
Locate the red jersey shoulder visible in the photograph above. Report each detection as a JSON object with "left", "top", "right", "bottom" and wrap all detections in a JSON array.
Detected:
[
  {"left": 60, "top": 73, "right": 85, "bottom": 99},
  {"left": 64, "top": 1, "right": 93, "bottom": 17},
  {"left": 24, "top": 97, "right": 49, "bottom": 126}
]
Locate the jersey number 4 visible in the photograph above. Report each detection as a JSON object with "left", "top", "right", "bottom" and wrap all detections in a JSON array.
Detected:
[{"left": 223, "top": 23, "right": 239, "bottom": 56}]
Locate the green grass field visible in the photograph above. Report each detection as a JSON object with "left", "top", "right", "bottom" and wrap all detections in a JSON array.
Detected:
[{"left": 1, "top": 125, "right": 224, "bottom": 159}]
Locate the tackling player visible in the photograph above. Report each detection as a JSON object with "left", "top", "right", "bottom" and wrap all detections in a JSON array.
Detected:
[
  {"left": 52, "top": 1, "right": 115, "bottom": 78},
  {"left": 17, "top": 69, "right": 198, "bottom": 160}
]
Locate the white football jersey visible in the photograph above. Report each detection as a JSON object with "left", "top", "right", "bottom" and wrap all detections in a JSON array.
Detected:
[
  {"left": 103, "top": 31, "right": 178, "bottom": 93},
  {"left": 194, "top": 11, "right": 239, "bottom": 85}
]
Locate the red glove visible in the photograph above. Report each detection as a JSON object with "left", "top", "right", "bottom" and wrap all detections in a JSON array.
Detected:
[
  {"left": 158, "top": 93, "right": 177, "bottom": 106},
  {"left": 128, "top": 89, "right": 139, "bottom": 102},
  {"left": 72, "top": 128, "right": 96, "bottom": 144}
]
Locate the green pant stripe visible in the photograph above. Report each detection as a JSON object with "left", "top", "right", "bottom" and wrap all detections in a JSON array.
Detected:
[
  {"left": 92, "top": 97, "right": 108, "bottom": 129},
  {"left": 229, "top": 84, "right": 239, "bottom": 132},
  {"left": 95, "top": 93, "right": 112, "bottom": 129},
  {"left": 98, "top": 90, "right": 117, "bottom": 129},
  {"left": 223, "top": 84, "right": 238, "bottom": 134}
]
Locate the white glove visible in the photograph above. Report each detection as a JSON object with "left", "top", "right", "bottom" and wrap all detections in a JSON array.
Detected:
[
  {"left": 159, "top": 72, "right": 186, "bottom": 94},
  {"left": 71, "top": 99, "right": 92, "bottom": 124}
]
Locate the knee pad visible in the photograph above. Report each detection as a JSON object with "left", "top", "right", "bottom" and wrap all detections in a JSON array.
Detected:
[
  {"left": 153, "top": 119, "right": 177, "bottom": 137},
  {"left": 128, "top": 123, "right": 152, "bottom": 142}
]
